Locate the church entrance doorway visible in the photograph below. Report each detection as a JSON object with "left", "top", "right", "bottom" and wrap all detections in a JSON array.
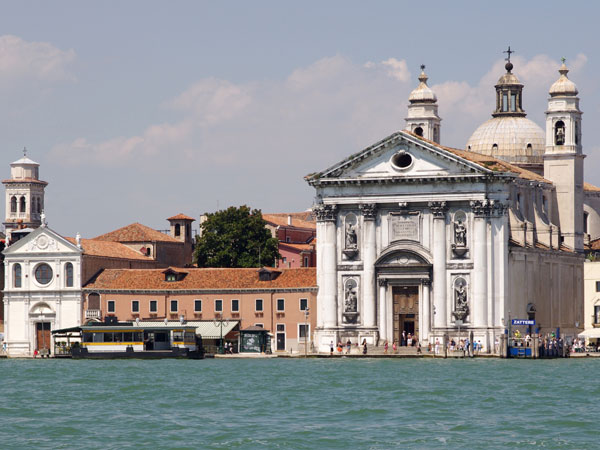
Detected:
[
  {"left": 36, "top": 322, "right": 51, "bottom": 352},
  {"left": 393, "top": 286, "right": 419, "bottom": 345}
]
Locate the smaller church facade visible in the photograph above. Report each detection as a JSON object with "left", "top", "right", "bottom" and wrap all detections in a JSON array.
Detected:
[{"left": 3, "top": 226, "right": 83, "bottom": 356}]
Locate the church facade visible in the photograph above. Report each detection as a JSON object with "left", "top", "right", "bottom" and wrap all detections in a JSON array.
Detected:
[{"left": 307, "top": 57, "right": 594, "bottom": 352}]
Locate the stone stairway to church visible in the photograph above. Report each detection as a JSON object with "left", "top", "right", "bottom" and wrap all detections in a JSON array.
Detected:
[{"left": 364, "top": 344, "right": 420, "bottom": 356}]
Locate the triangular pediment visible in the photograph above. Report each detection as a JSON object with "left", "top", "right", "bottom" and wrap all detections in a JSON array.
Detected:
[
  {"left": 306, "top": 131, "right": 494, "bottom": 183},
  {"left": 3, "top": 226, "right": 82, "bottom": 256}
]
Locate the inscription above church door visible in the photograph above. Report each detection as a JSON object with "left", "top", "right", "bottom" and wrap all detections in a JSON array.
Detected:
[{"left": 389, "top": 213, "right": 420, "bottom": 242}]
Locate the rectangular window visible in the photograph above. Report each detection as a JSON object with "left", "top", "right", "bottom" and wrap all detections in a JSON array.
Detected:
[
  {"left": 255, "top": 299, "right": 263, "bottom": 312},
  {"left": 299, "top": 324, "right": 310, "bottom": 339},
  {"left": 149, "top": 300, "right": 157, "bottom": 313},
  {"left": 215, "top": 299, "right": 223, "bottom": 312},
  {"left": 277, "top": 298, "right": 285, "bottom": 312},
  {"left": 596, "top": 281, "right": 600, "bottom": 292},
  {"left": 595, "top": 305, "right": 600, "bottom": 324},
  {"left": 254, "top": 323, "right": 264, "bottom": 328},
  {"left": 231, "top": 299, "right": 239, "bottom": 312},
  {"left": 170, "top": 300, "right": 178, "bottom": 313},
  {"left": 107, "top": 300, "right": 115, "bottom": 313},
  {"left": 300, "top": 298, "right": 308, "bottom": 311},
  {"left": 303, "top": 256, "right": 309, "bottom": 267},
  {"left": 510, "top": 93, "right": 516, "bottom": 111},
  {"left": 277, "top": 324, "right": 285, "bottom": 332},
  {"left": 282, "top": 257, "right": 287, "bottom": 263},
  {"left": 131, "top": 300, "right": 139, "bottom": 313},
  {"left": 194, "top": 299, "right": 202, "bottom": 313},
  {"left": 502, "top": 93, "right": 508, "bottom": 112}
]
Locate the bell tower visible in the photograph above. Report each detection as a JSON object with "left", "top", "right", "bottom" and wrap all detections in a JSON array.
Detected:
[
  {"left": 3, "top": 149, "right": 48, "bottom": 240},
  {"left": 405, "top": 65, "right": 441, "bottom": 143},
  {"left": 543, "top": 59, "right": 584, "bottom": 252}
]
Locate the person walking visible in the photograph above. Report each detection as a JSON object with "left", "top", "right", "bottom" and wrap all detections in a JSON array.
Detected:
[
  {"left": 384, "top": 340, "right": 388, "bottom": 354},
  {"left": 330, "top": 341, "right": 334, "bottom": 356},
  {"left": 362, "top": 339, "right": 367, "bottom": 355},
  {"left": 392, "top": 340, "right": 398, "bottom": 354},
  {"left": 346, "top": 339, "right": 352, "bottom": 355}
]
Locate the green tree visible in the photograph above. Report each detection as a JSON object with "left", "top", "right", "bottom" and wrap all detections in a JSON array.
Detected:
[{"left": 194, "top": 205, "right": 280, "bottom": 268}]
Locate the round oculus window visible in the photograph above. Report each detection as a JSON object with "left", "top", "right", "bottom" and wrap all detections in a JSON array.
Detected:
[
  {"left": 35, "top": 263, "right": 53, "bottom": 285},
  {"left": 391, "top": 151, "right": 413, "bottom": 170}
]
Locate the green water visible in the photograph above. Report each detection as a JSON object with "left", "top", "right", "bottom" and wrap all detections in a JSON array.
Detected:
[{"left": 0, "top": 358, "right": 598, "bottom": 449}]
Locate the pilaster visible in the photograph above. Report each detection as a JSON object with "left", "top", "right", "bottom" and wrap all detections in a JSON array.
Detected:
[{"left": 429, "top": 201, "right": 447, "bottom": 329}]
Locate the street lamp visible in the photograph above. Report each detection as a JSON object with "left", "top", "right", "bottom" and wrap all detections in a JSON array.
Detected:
[
  {"left": 213, "top": 316, "right": 230, "bottom": 354},
  {"left": 304, "top": 306, "right": 310, "bottom": 358}
]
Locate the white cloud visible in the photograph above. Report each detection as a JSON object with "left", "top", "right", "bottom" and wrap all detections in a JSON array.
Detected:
[
  {"left": 51, "top": 55, "right": 414, "bottom": 168},
  {"left": 0, "top": 35, "right": 76, "bottom": 83},
  {"left": 49, "top": 53, "right": 589, "bottom": 173},
  {"left": 380, "top": 58, "right": 411, "bottom": 82}
]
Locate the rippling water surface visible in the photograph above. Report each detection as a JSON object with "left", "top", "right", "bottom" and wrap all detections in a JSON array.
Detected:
[{"left": 1, "top": 358, "right": 599, "bottom": 449}]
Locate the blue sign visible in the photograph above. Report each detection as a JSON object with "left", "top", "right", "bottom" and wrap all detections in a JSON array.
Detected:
[{"left": 512, "top": 319, "right": 535, "bottom": 326}]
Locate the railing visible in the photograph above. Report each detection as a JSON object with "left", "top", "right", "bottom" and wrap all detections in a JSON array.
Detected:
[{"left": 85, "top": 309, "right": 101, "bottom": 320}]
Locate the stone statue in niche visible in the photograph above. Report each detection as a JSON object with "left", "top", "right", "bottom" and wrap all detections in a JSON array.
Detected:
[
  {"left": 345, "top": 222, "right": 357, "bottom": 249},
  {"left": 342, "top": 279, "right": 359, "bottom": 324},
  {"left": 342, "top": 214, "right": 359, "bottom": 260},
  {"left": 344, "top": 283, "right": 358, "bottom": 313},
  {"left": 452, "top": 278, "right": 469, "bottom": 321},
  {"left": 451, "top": 211, "right": 468, "bottom": 258}
]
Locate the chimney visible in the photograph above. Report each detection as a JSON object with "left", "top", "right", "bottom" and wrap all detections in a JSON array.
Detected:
[{"left": 287, "top": 215, "right": 292, "bottom": 226}]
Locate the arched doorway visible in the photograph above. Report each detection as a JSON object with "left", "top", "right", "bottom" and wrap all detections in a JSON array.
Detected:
[
  {"left": 29, "top": 302, "right": 55, "bottom": 354},
  {"left": 375, "top": 247, "right": 432, "bottom": 344}
]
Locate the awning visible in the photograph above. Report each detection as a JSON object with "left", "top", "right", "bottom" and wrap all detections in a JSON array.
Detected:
[
  {"left": 134, "top": 320, "right": 240, "bottom": 339},
  {"left": 578, "top": 328, "right": 600, "bottom": 338},
  {"left": 194, "top": 321, "right": 239, "bottom": 339},
  {"left": 52, "top": 326, "right": 83, "bottom": 335}
]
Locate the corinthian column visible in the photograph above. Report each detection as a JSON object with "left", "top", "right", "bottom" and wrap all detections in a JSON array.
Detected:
[
  {"left": 429, "top": 201, "right": 447, "bottom": 329},
  {"left": 471, "top": 200, "right": 489, "bottom": 328},
  {"left": 378, "top": 278, "right": 388, "bottom": 341},
  {"left": 360, "top": 203, "right": 377, "bottom": 328},
  {"left": 315, "top": 204, "right": 338, "bottom": 329}
]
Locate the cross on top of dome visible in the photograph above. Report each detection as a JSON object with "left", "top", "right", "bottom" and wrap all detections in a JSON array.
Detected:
[{"left": 503, "top": 46, "right": 514, "bottom": 72}]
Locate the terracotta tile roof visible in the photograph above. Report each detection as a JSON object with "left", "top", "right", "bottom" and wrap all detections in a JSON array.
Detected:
[
  {"left": 279, "top": 242, "right": 315, "bottom": 252},
  {"left": 93, "top": 222, "right": 181, "bottom": 243},
  {"left": 589, "top": 238, "right": 600, "bottom": 251},
  {"left": 65, "top": 238, "right": 153, "bottom": 261},
  {"left": 584, "top": 182, "right": 600, "bottom": 193},
  {"left": 407, "top": 131, "right": 550, "bottom": 184},
  {"left": 263, "top": 213, "right": 316, "bottom": 229},
  {"left": 167, "top": 213, "right": 195, "bottom": 221},
  {"left": 84, "top": 267, "right": 317, "bottom": 291}
]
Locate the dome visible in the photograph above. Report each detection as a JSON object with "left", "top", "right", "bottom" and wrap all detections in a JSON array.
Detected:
[
  {"left": 408, "top": 68, "right": 437, "bottom": 103},
  {"left": 466, "top": 116, "right": 545, "bottom": 165},
  {"left": 549, "top": 62, "right": 578, "bottom": 97}
]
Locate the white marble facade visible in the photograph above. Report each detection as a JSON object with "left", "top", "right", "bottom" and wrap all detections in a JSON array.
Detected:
[
  {"left": 3, "top": 226, "right": 83, "bottom": 356},
  {"left": 309, "top": 132, "right": 515, "bottom": 351}
]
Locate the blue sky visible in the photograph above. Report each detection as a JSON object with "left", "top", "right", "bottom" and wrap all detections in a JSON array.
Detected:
[{"left": 1, "top": 1, "right": 599, "bottom": 237}]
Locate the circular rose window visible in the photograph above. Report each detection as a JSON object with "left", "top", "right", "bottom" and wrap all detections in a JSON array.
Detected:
[
  {"left": 35, "top": 263, "right": 53, "bottom": 285},
  {"left": 391, "top": 151, "right": 414, "bottom": 170}
]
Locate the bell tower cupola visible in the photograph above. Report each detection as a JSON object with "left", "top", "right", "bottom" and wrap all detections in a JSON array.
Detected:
[
  {"left": 3, "top": 148, "right": 48, "bottom": 240},
  {"left": 492, "top": 47, "right": 526, "bottom": 118},
  {"left": 405, "top": 65, "right": 441, "bottom": 143},
  {"left": 543, "top": 58, "right": 584, "bottom": 252}
]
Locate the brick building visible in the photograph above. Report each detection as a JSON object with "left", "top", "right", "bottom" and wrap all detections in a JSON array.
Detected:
[
  {"left": 83, "top": 267, "right": 317, "bottom": 352},
  {"left": 263, "top": 213, "right": 316, "bottom": 268}
]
